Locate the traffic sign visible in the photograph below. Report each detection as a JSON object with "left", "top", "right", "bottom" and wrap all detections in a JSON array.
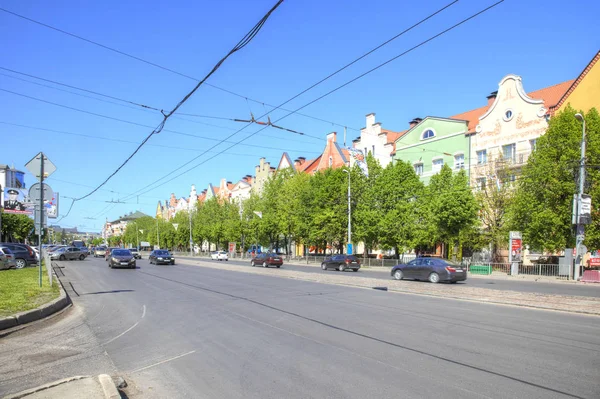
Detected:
[
  {"left": 28, "top": 183, "right": 54, "bottom": 203},
  {"left": 25, "top": 152, "right": 56, "bottom": 181}
]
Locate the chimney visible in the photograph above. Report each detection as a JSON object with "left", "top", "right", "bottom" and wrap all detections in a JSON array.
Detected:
[
  {"left": 227, "top": 181, "right": 232, "bottom": 186},
  {"left": 326, "top": 132, "right": 337, "bottom": 142},
  {"left": 409, "top": 117, "right": 423, "bottom": 128},
  {"left": 366, "top": 113, "right": 376, "bottom": 127},
  {"left": 486, "top": 91, "right": 497, "bottom": 107}
]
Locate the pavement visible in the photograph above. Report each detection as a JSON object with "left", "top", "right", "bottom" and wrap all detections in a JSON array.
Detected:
[
  {"left": 1, "top": 256, "right": 599, "bottom": 398},
  {"left": 2, "top": 375, "right": 119, "bottom": 399},
  {"left": 176, "top": 255, "right": 600, "bottom": 298}
]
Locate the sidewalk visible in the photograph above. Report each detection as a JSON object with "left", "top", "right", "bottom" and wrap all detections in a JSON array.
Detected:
[{"left": 3, "top": 375, "right": 120, "bottom": 399}]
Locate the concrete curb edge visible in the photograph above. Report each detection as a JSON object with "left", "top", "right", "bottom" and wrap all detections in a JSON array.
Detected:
[
  {"left": 0, "top": 268, "right": 71, "bottom": 331},
  {"left": 98, "top": 374, "right": 120, "bottom": 399}
]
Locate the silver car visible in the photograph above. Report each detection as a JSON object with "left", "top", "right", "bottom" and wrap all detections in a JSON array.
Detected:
[
  {"left": 50, "top": 247, "right": 86, "bottom": 261},
  {"left": 0, "top": 247, "right": 12, "bottom": 270}
]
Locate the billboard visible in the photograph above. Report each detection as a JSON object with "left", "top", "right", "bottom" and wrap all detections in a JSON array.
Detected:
[
  {"left": 46, "top": 192, "right": 59, "bottom": 219},
  {"left": 3, "top": 187, "right": 33, "bottom": 215}
]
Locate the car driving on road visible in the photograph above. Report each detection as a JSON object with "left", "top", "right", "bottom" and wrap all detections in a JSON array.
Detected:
[
  {"left": 210, "top": 251, "right": 229, "bottom": 261},
  {"left": 149, "top": 250, "right": 175, "bottom": 265},
  {"left": 391, "top": 257, "right": 467, "bottom": 283},
  {"left": 251, "top": 252, "right": 283, "bottom": 268},
  {"left": 321, "top": 254, "right": 360, "bottom": 272},
  {"left": 108, "top": 249, "right": 136, "bottom": 269},
  {"left": 94, "top": 246, "right": 107, "bottom": 257},
  {"left": 105, "top": 248, "right": 119, "bottom": 261},
  {"left": 129, "top": 247, "right": 142, "bottom": 259},
  {"left": 50, "top": 246, "right": 86, "bottom": 261}
]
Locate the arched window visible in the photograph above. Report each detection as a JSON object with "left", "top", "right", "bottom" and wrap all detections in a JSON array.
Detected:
[
  {"left": 328, "top": 156, "right": 333, "bottom": 167},
  {"left": 422, "top": 129, "right": 435, "bottom": 140}
]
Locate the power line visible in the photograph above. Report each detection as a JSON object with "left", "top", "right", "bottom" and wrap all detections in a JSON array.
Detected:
[
  {"left": 117, "top": 2, "right": 461, "bottom": 201},
  {"left": 0, "top": 67, "right": 326, "bottom": 142},
  {"left": 121, "top": 1, "right": 504, "bottom": 201},
  {"left": 0, "top": 121, "right": 321, "bottom": 155},
  {"left": 0, "top": 6, "right": 361, "bottom": 132},
  {"left": 55, "top": 0, "right": 284, "bottom": 222}
]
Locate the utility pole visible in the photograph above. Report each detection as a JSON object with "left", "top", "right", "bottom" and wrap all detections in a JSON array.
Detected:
[
  {"left": 136, "top": 222, "right": 139, "bottom": 250},
  {"left": 189, "top": 208, "right": 193, "bottom": 257},
  {"left": 38, "top": 157, "right": 44, "bottom": 287},
  {"left": 343, "top": 169, "right": 352, "bottom": 255},
  {"left": 574, "top": 113, "right": 587, "bottom": 281},
  {"left": 156, "top": 217, "right": 160, "bottom": 249}
]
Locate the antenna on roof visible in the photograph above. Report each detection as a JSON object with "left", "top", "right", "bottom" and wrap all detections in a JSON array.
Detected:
[{"left": 343, "top": 126, "right": 347, "bottom": 147}]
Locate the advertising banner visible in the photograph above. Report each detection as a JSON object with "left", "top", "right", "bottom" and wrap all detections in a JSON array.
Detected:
[
  {"left": 346, "top": 147, "right": 369, "bottom": 177},
  {"left": 509, "top": 231, "right": 522, "bottom": 264},
  {"left": 46, "top": 192, "right": 59, "bottom": 219},
  {"left": 3, "top": 187, "right": 34, "bottom": 215}
]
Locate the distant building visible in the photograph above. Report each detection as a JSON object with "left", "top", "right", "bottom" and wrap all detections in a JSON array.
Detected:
[
  {"left": 352, "top": 113, "right": 405, "bottom": 167},
  {"left": 252, "top": 158, "right": 276, "bottom": 194},
  {"left": 102, "top": 211, "right": 149, "bottom": 239}
]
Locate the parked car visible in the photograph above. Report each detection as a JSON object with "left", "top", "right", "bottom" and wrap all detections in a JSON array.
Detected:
[
  {"left": 105, "top": 248, "right": 119, "bottom": 261},
  {"left": 0, "top": 246, "right": 16, "bottom": 269},
  {"left": 321, "top": 254, "right": 360, "bottom": 272},
  {"left": 149, "top": 250, "right": 175, "bottom": 265},
  {"left": 391, "top": 257, "right": 467, "bottom": 283},
  {"left": 95, "top": 246, "right": 108, "bottom": 257},
  {"left": 210, "top": 251, "right": 229, "bottom": 261},
  {"left": 0, "top": 243, "right": 38, "bottom": 269},
  {"left": 251, "top": 252, "right": 283, "bottom": 268},
  {"left": 0, "top": 247, "right": 13, "bottom": 270},
  {"left": 108, "top": 249, "right": 136, "bottom": 269},
  {"left": 50, "top": 246, "right": 86, "bottom": 261},
  {"left": 78, "top": 247, "right": 90, "bottom": 256},
  {"left": 129, "top": 248, "right": 142, "bottom": 259}
]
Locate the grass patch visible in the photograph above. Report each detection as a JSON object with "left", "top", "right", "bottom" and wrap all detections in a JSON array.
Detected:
[{"left": 0, "top": 263, "right": 60, "bottom": 317}]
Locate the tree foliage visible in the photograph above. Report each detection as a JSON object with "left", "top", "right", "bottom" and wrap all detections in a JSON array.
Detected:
[
  {"left": 0, "top": 212, "right": 34, "bottom": 242},
  {"left": 509, "top": 106, "right": 600, "bottom": 251}
]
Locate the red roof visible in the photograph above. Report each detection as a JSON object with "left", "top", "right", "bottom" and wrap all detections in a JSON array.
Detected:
[
  {"left": 382, "top": 129, "right": 407, "bottom": 144},
  {"left": 449, "top": 79, "right": 574, "bottom": 133}
]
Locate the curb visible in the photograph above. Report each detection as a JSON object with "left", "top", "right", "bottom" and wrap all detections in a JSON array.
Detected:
[
  {"left": 98, "top": 374, "right": 120, "bottom": 399},
  {"left": 2, "top": 376, "right": 89, "bottom": 399},
  {"left": 0, "top": 268, "right": 71, "bottom": 332}
]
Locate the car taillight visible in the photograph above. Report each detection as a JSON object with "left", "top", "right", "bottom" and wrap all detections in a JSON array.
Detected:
[
  {"left": 27, "top": 246, "right": 34, "bottom": 256},
  {"left": 446, "top": 266, "right": 456, "bottom": 272}
]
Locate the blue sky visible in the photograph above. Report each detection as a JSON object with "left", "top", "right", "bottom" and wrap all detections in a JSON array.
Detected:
[{"left": 0, "top": 0, "right": 598, "bottom": 232}]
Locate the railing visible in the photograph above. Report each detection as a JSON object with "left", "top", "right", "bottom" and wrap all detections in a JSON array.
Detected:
[{"left": 466, "top": 262, "right": 569, "bottom": 280}]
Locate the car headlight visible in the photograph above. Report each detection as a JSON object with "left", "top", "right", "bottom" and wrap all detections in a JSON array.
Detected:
[
  {"left": 157, "top": 257, "right": 163, "bottom": 260},
  {"left": 112, "top": 257, "right": 119, "bottom": 262},
  {"left": 129, "top": 259, "right": 135, "bottom": 263}
]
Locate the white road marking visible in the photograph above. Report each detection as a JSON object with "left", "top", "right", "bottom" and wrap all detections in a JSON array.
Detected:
[
  {"left": 130, "top": 350, "right": 196, "bottom": 373},
  {"left": 102, "top": 304, "right": 146, "bottom": 345}
]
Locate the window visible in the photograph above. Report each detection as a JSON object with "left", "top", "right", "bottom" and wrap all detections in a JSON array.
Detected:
[
  {"left": 328, "top": 156, "right": 333, "bottom": 167},
  {"left": 422, "top": 129, "right": 435, "bottom": 140},
  {"left": 476, "top": 150, "right": 487, "bottom": 165},
  {"left": 414, "top": 163, "right": 424, "bottom": 176},
  {"left": 432, "top": 158, "right": 444, "bottom": 173},
  {"left": 454, "top": 154, "right": 465, "bottom": 170},
  {"left": 530, "top": 139, "right": 537, "bottom": 151},
  {"left": 364, "top": 147, "right": 367, "bottom": 156},
  {"left": 476, "top": 177, "right": 486, "bottom": 190},
  {"left": 502, "top": 143, "right": 516, "bottom": 162},
  {"left": 503, "top": 109, "right": 514, "bottom": 121},
  {"left": 372, "top": 145, "right": 375, "bottom": 157}
]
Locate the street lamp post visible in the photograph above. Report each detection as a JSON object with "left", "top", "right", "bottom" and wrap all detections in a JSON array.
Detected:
[
  {"left": 343, "top": 169, "right": 352, "bottom": 255},
  {"left": 156, "top": 218, "right": 160, "bottom": 249},
  {"left": 574, "top": 113, "right": 587, "bottom": 281},
  {"left": 189, "top": 208, "right": 193, "bottom": 257}
]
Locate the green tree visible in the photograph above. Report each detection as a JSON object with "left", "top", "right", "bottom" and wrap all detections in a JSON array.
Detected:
[
  {"left": 0, "top": 212, "right": 34, "bottom": 242},
  {"left": 509, "top": 106, "right": 600, "bottom": 251},
  {"left": 373, "top": 160, "right": 425, "bottom": 257},
  {"left": 352, "top": 154, "right": 383, "bottom": 258},
  {"left": 107, "top": 235, "right": 122, "bottom": 246},
  {"left": 91, "top": 237, "right": 104, "bottom": 246},
  {"left": 427, "top": 165, "right": 479, "bottom": 259}
]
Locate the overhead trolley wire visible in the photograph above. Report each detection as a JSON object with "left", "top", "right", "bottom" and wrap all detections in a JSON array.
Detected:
[{"left": 52, "top": 0, "right": 285, "bottom": 222}]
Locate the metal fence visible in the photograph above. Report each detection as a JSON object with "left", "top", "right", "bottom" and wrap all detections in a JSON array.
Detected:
[{"left": 466, "top": 262, "right": 569, "bottom": 280}]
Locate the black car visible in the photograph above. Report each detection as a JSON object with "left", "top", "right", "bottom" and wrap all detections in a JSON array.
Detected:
[
  {"left": 0, "top": 242, "right": 38, "bottom": 269},
  {"left": 391, "top": 257, "right": 467, "bottom": 283},
  {"left": 321, "top": 254, "right": 360, "bottom": 272},
  {"left": 149, "top": 250, "right": 175, "bottom": 265},
  {"left": 129, "top": 248, "right": 142, "bottom": 259},
  {"left": 109, "top": 249, "right": 136, "bottom": 269}
]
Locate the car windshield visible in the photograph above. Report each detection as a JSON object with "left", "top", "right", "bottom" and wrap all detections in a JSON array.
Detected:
[
  {"left": 112, "top": 250, "right": 131, "bottom": 256},
  {"left": 155, "top": 250, "right": 169, "bottom": 256}
]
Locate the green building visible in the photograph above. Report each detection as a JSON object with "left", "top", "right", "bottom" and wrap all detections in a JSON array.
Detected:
[{"left": 391, "top": 117, "right": 471, "bottom": 184}]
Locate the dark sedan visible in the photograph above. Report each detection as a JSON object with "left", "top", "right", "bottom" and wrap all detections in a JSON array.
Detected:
[
  {"left": 105, "top": 248, "right": 119, "bottom": 261},
  {"left": 149, "top": 250, "right": 175, "bottom": 265},
  {"left": 321, "top": 254, "right": 360, "bottom": 272},
  {"left": 251, "top": 252, "right": 283, "bottom": 268},
  {"left": 108, "top": 249, "right": 136, "bottom": 269},
  {"left": 391, "top": 257, "right": 467, "bottom": 283}
]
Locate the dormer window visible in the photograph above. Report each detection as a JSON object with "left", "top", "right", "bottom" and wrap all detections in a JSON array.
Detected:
[{"left": 422, "top": 129, "right": 435, "bottom": 140}]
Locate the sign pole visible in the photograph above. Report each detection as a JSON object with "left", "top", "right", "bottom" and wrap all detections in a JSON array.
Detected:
[{"left": 38, "top": 155, "right": 44, "bottom": 287}]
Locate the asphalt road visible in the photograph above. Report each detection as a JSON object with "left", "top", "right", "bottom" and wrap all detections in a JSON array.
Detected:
[
  {"left": 177, "top": 255, "right": 600, "bottom": 298},
  {"left": 1, "top": 256, "right": 599, "bottom": 398}
]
